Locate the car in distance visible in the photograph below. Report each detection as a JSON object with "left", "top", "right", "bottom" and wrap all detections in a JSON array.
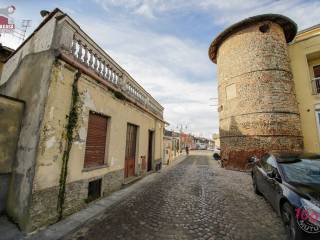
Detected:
[{"left": 250, "top": 153, "right": 320, "bottom": 240}]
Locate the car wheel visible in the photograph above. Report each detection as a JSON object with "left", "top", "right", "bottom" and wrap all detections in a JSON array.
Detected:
[
  {"left": 213, "top": 153, "right": 220, "bottom": 160},
  {"left": 281, "top": 202, "right": 303, "bottom": 240},
  {"left": 252, "top": 174, "right": 262, "bottom": 195}
]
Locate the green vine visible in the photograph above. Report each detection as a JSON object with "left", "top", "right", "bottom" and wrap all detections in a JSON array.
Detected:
[{"left": 57, "top": 71, "right": 81, "bottom": 220}]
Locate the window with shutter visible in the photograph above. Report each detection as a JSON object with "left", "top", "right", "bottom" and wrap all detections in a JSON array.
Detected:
[{"left": 84, "top": 112, "right": 108, "bottom": 168}]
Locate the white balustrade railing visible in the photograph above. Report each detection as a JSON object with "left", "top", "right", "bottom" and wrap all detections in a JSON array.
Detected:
[
  {"left": 56, "top": 18, "right": 163, "bottom": 119},
  {"left": 71, "top": 33, "right": 122, "bottom": 86}
]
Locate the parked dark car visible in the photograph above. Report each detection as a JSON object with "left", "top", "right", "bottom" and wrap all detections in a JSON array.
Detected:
[{"left": 250, "top": 153, "right": 320, "bottom": 240}]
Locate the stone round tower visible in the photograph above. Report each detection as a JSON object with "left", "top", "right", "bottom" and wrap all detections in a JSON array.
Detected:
[{"left": 208, "top": 14, "right": 303, "bottom": 170}]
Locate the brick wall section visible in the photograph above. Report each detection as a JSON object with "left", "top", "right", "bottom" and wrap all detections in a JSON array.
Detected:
[{"left": 216, "top": 21, "right": 303, "bottom": 170}]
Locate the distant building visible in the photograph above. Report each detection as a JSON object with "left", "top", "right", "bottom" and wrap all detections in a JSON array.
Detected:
[
  {"left": 180, "top": 132, "right": 193, "bottom": 149},
  {"left": 163, "top": 130, "right": 181, "bottom": 165}
]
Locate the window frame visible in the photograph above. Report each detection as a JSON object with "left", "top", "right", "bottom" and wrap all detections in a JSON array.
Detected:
[
  {"left": 315, "top": 107, "right": 320, "bottom": 145},
  {"left": 310, "top": 63, "right": 320, "bottom": 95}
]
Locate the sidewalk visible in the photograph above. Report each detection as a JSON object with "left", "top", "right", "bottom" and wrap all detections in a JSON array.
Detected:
[{"left": 0, "top": 154, "right": 188, "bottom": 240}]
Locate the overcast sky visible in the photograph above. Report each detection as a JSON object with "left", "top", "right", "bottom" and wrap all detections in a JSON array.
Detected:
[{"left": 1, "top": 0, "right": 320, "bottom": 138}]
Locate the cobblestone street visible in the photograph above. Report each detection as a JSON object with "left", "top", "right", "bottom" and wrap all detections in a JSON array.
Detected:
[{"left": 64, "top": 151, "right": 286, "bottom": 240}]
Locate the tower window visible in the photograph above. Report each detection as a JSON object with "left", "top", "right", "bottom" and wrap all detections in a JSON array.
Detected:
[{"left": 259, "top": 24, "right": 270, "bottom": 33}]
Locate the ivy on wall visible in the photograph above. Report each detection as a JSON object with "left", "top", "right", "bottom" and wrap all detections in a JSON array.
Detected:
[{"left": 57, "top": 70, "right": 81, "bottom": 219}]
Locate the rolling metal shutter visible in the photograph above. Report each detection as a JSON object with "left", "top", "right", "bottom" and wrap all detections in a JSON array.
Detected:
[{"left": 84, "top": 112, "right": 107, "bottom": 168}]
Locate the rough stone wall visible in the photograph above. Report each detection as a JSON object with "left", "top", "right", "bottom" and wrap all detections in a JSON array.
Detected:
[
  {"left": 102, "top": 169, "right": 124, "bottom": 195},
  {"left": 28, "top": 185, "right": 60, "bottom": 231},
  {"left": 28, "top": 169, "right": 124, "bottom": 231},
  {"left": 217, "top": 21, "right": 303, "bottom": 170}
]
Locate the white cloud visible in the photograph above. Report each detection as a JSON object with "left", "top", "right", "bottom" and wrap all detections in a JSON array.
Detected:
[
  {"left": 77, "top": 16, "right": 218, "bottom": 137},
  {"left": 205, "top": 0, "right": 320, "bottom": 30},
  {"left": 94, "top": 0, "right": 320, "bottom": 29},
  {"left": 134, "top": 3, "right": 155, "bottom": 18}
]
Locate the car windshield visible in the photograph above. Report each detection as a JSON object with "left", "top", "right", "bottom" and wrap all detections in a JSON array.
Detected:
[{"left": 280, "top": 159, "right": 320, "bottom": 185}]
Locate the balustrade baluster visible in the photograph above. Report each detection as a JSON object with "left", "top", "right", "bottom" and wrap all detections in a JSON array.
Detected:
[
  {"left": 88, "top": 50, "right": 93, "bottom": 68},
  {"left": 83, "top": 45, "right": 88, "bottom": 64},
  {"left": 110, "top": 69, "right": 114, "bottom": 82},
  {"left": 71, "top": 37, "right": 77, "bottom": 55},
  {"left": 93, "top": 54, "right": 98, "bottom": 71},
  {"left": 115, "top": 73, "right": 119, "bottom": 85},
  {"left": 102, "top": 62, "right": 106, "bottom": 79},
  {"left": 77, "top": 41, "right": 82, "bottom": 60},
  {"left": 98, "top": 58, "right": 102, "bottom": 75},
  {"left": 106, "top": 65, "right": 110, "bottom": 80},
  {"left": 112, "top": 71, "right": 116, "bottom": 83}
]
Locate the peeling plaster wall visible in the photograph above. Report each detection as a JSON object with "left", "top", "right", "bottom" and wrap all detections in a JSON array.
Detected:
[
  {"left": 0, "top": 51, "right": 55, "bottom": 231},
  {"left": 28, "top": 60, "right": 164, "bottom": 230},
  {"left": 33, "top": 61, "right": 164, "bottom": 191}
]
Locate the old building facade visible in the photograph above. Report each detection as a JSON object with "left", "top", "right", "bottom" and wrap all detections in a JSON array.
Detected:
[
  {"left": 289, "top": 25, "right": 320, "bottom": 153},
  {"left": 209, "top": 14, "right": 304, "bottom": 170},
  {"left": 0, "top": 8, "right": 164, "bottom": 232}
]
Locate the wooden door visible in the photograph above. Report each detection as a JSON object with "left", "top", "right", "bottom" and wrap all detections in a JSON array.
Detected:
[
  {"left": 125, "top": 124, "right": 137, "bottom": 178},
  {"left": 84, "top": 112, "right": 108, "bottom": 168},
  {"left": 147, "top": 130, "right": 154, "bottom": 171}
]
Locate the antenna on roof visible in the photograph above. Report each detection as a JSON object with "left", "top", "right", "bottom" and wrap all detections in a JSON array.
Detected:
[{"left": 12, "top": 19, "right": 31, "bottom": 42}]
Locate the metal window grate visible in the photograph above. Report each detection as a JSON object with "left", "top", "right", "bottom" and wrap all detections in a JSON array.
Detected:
[{"left": 87, "top": 179, "right": 102, "bottom": 202}]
